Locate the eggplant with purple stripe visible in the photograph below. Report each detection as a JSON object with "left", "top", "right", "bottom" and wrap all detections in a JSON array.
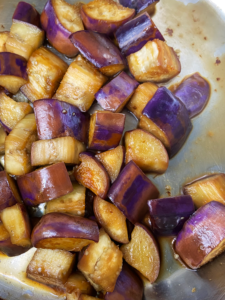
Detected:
[
  {"left": 70, "top": 30, "right": 126, "bottom": 76},
  {"left": 41, "top": 0, "right": 84, "bottom": 57},
  {"left": 139, "top": 86, "right": 192, "bottom": 158},
  {"left": 13, "top": 1, "right": 41, "bottom": 27},
  {"left": 148, "top": 195, "right": 195, "bottom": 236},
  {"left": 31, "top": 213, "right": 99, "bottom": 252},
  {"left": 89, "top": 111, "right": 125, "bottom": 151},
  {"left": 172, "top": 72, "right": 210, "bottom": 118},
  {"left": 175, "top": 201, "right": 225, "bottom": 269},
  {"left": 108, "top": 160, "right": 159, "bottom": 224},
  {"left": 115, "top": 12, "right": 164, "bottom": 56},
  {"left": 95, "top": 71, "right": 139, "bottom": 113},
  {"left": 34, "top": 99, "right": 89, "bottom": 143},
  {"left": 81, "top": 0, "right": 135, "bottom": 35},
  {"left": 120, "top": 0, "right": 159, "bottom": 15},
  {"left": 0, "top": 52, "right": 28, "bottom": 94}
]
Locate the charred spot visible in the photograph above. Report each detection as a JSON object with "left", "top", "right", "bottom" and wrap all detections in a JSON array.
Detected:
[
  {"left": 215, "top": 58, "right": 221, "bottom": 65},
  {"left": 166, "top": 28, "right": 173, "bottom": 37},
  {"left": 216, "top": 78, "right": 220, "bottom": 81}
]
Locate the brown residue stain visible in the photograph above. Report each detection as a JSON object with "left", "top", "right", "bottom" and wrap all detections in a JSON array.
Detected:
[
  {"left": 216, "top": 78, "right": 220, "bottom": 81},
  {"left": 207, "top": 131, "right": 214, "bottom": 137},
  {"left": 215, "top": 58, "right": 221, "bottom": 65},
  {"left": 214, "top": 89, "right": 217, "bottom": 92},
  {"left": 1, "top": 25, "right": 4, "bottom": 29},
  {"left": 179, "top": 33, "right": 183, "bottom": 38},
  {"left": 165, "top": 185, "right": 171, "bottom": 196},
  {"left": 177, "top": 23, "right": 180, "bottom": 27},
  {"left": 166, "top": 28, "right": 173, "bottom": 37},
  {"left": 199, "top": 55, "right": 202, "bottom": 58},
  {"left": 204, "top": 37, "right": 207, "bottom": 40},
  {"left": 191, "top": 43, "right": 195, "bottom": 46},
  {"left": 192, "top": 16, "right": 199, "bottom": 22}
]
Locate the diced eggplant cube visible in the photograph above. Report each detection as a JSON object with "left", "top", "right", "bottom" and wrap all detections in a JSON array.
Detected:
[
  {"left": 127, "top": 39, "right": 181, "bottom": 83},
  {"left": 148, "top": 195, "right": 195, "bottom": 236},
  {"left": 79, "top": 296, "right": 102, "bottom": 300},
  {"left": 5, "top": 114, "right": 37, "bottom": 176},
  {"left": 120, "top": 0, "right": 159, "bottom": 15},
  {"left": 89, "top": 111, "right": 125, "bottom": 151},
  {"left": 0, "top": 92, "right": 33, "bottom": 132},
  {"left": 70, "top": 30, "right": 126, "bottom": 76},
  {"left": 81, "top": 0, "right": 135, "bottom": 35},
  {"left": 33, "top": 98, "right": 90, "bottom": 144},
  {"left": 1, "top": 203, "right": 31, "bottom": 248},
  {"left": 115, "top": 12, "right": 164, "bottom": 56},
  {"left": 65, "top": 271, "right": 95, "bottom": 295},
  {"left": 45, "top": 183, "right": 86, "bottom": 217},
  {"left": 0, "top": 52, "right": 28, "bottom": 94},
  {"left": 140, "top": 86, "right": 192, "bottom": 158},
  {"left": 95, "top": 145, "right": 125, "bottom": 183},
  {"left": 95, "top": 72, "right": 139, "bottom": 113},
  {"left": 94, "top": 196, "right": 129, "bottom": 244},
  {"left": 183, "top": 173, "right": 225, "bottom": 208},
  {"left": 78, "top": 228, "right": 123, "bottom": 292},
  {"left": 175, "top": 201, "right": 225, "bottom": 269},
  {"left": 0, "top": 32, "right": 9, "bottom": 52},
  {"left": 17, "top": 162, "right": 73, "bottom": 206},
  {"left": 31, "top": 136, "right": 85, "bottom": 166},
  {"left": 12, "top": 1, "right": 41, "bottom": 28},
  {"left": 54, "top": 55, "right": 107, "bottom": 112},
  {"left": 31, "top": 213, "right": 99, "bottom": 252},
  {"left": 74, "top": 152, "right": 110, "bottom": 199},
  {"left": 108, "top": 161, "right": 159, "bottom": 224},
  {"left": 0, "top": 125, "right": 6, "bottom": 154},
  {"left": 27, "top": 248, "right": 75, "bottom": 287},
  {"left": 121, "top": 224, "right": 160, "bottom": 283},
  {"left": 21, "top": 47, "right": 68, "bottom": 102},
  {"left": 125, "top": 129, "right": 168, "bottom": 173},
  {"left": 126, "top": 82, "right": 158, "bottom": 119},
  {"left": 173, "top": 72, "right": 210, "bottom": 118},
  {"left": 41, "top": 0, "right": 84, "bottom": 57}
]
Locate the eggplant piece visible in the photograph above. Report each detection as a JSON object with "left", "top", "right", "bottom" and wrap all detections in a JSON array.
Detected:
[
  {"left": 70, "top": 30, "right": 126, "bottom": 76},
  {"left": 127, "top": 39, "right": 181, "bottom": 83},
  {"left": 0, "top": 171, "right": 22, "bottom": 211},
  {"left": 0, "top": 221, "right": 29, "bottom": 256},
  {"left": 5, "top": 114, "right": 37, "bottom": 176},
  {"left": 125, "top": 129, "right": 169, "bottom": 173},
  {"left": 45, "top": 183, "right": 86, "bottom": 217},
  {"left": 183, "top": 173, "right": 225, "bottom": 208},
  {"left": 77, "top": 228, "right": 123, "bottom": 292},
  {"left": 79, "top": 296, "right": 102, "bottom": 300},
  {"left": 34, "top": 99, "right": 89, "bottom": 144},
  {"left": 0, "top": 92, "right": 33, "bottom": 133},
  {"left": 121, "top": 223, "right": 160, "bottom": 283},
  {"left": 140, "top": 86, "right": 192, "bottom": 158},
  {"left": 41, "top": 0, "right": 83, "bottom": 57},
  {"left": 173, "top": 73, "right": 210, "bottom": 118},
  {"left": 108, "top": 161, "right": 159, "bottom": 224},
  {"left": 0, "top": 125, "right": 6, "bottom": 154},
  {"left": 54, "top": 55, "right": 107, "bottom": 112},
  {"left": 175, "top": 201, "right": 225, "bottom": 269},
  {"left": 0, "top": 52, "right": 27, "bottom": 94},
  {"left": 94, "top": 196, "right": 129, "bottom": 243},
  {"left": 0, "top": 203, "right": 31, "bottom": 248},
  {"left": 148, "top": 195, "right": 195, "bottom": 236},
  {"left": 31, "top": 136, "right": 85, "bottom": 166},
  {"left": 31, "top": 213, "right": 99, "bottom": 251},
  {"left": 0, "top": 32, "right": 9, "bottom": 52},
  {"left": 95, "top": 72, "right": 139, "bottom": 113},
  {"left": 74, "top": 152, "right": 110, "bottom": 199},
  {"left": 89, "top": 111, "right": 125, "bottom": 151},
  {"left": 120, "top": 0, "right": 159, "bottom": 15},
  {"left": 12, "top": 1, "right": 41, "bottom": 28},
  {"left": 126, "top": 82, "right": 158, "bottom": 119},
  {"left": 81, "top": 0, "right": 135, "bottom": 35},
  {"left": 21, "top": 47, "right": 68, "bottom": 102},
  {"left": 105, "top": 262, "right": 143, "bottom": 300},
  {"left": 27, "top": 248, "right": 75, "bottom": 287},
  {"left": 115, "top": 12, "right": 164, "bottom": 56},
  {"left": 65, "top": 271, "right": 95, "bottom": 296},
  {"left": 17, "top": 162, "right": 73, "bottom": 206},
  {"left": 95, "top": 145, "right": 125, "bottom": 183}
]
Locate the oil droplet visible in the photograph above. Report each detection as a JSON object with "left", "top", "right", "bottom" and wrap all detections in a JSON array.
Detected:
[
  {"left": 62, "top": 109, "right": 67, "bottom": 114},
  {"left": 72, "top": 112, "right": 75, "bottom": 116}
]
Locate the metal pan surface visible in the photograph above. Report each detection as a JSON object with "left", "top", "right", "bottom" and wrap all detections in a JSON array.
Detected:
[{"left": 0, "top": 0, "right": 225, "bottom": 299}]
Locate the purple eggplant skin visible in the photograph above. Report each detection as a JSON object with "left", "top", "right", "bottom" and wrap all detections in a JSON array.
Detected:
[
  {"left": 175, "top": 201, "right": 225, "bottom": 269},
  {"left": 148, "top": 195, "right": 195, "bottom": 236},
  {"left": 0, "top": 52, "right": 27, "bottom": 80},
  {"left": 13, "top": 1, "right": 41, "bottom": 28},
  {"left": 108, "top": 161, "right": 159, "bottom": 224},
  {"left": 120, "top": 0, "right": 159, "bottom": 14},
  {"left": 33, "top": 99, "right": 89, "bottom": 144},
  {"left": 105, "top": 262, "right": 143, "bottom": 300},
  {"left": 70, "top": 30, "right": 126, "bottom": 70},
  {"left": 0, "top": 237, "right": 30, "bottom": 257},
  {"left": 0, "top": 171, "right": 20, "bottom": 211},
  {"left": 95, "top": 72, "right": 139, "bottom": 113},
  {"left": 31, "top": 213, "right": 99, "bottom": 248},
  {"left": 41, "top": 0, "right": 80, "bottom": 57},
  {"left": 173, "top": 73, "right": 210, "bottom": 118},
  {"left": 115, "top": 12, "right": 164, "bottom": 56},
  {"left": 142, "top": 86, "right": 192, "bottom": 158}
]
